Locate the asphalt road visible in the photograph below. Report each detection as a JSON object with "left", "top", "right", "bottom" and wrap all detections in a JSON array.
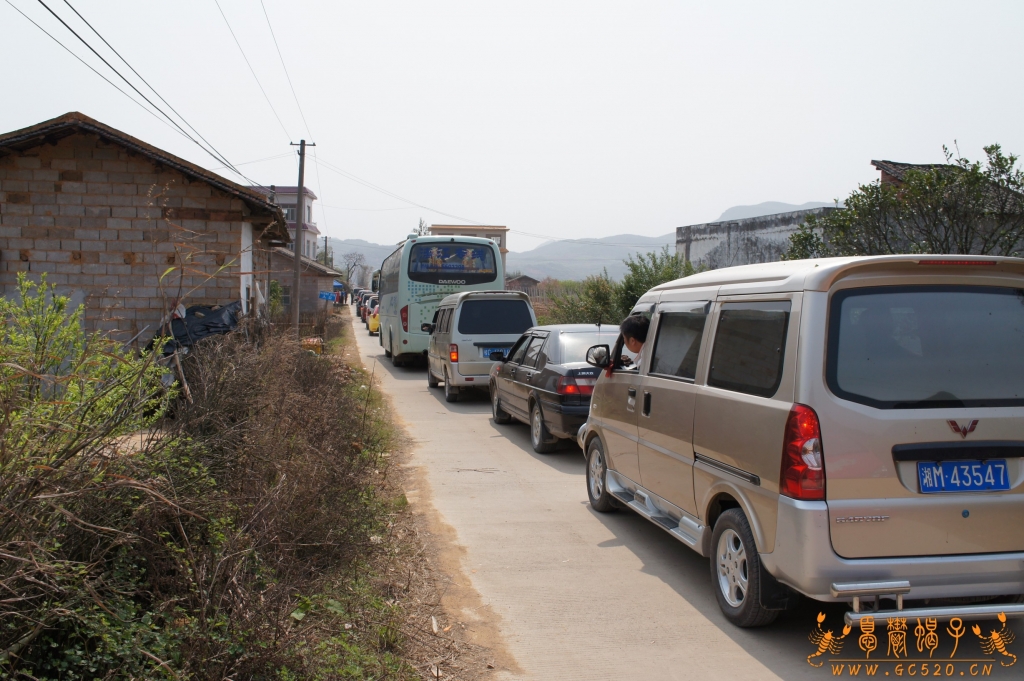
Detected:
[{"left": 349, "top": 316, "right": 853, "bottom": 680}]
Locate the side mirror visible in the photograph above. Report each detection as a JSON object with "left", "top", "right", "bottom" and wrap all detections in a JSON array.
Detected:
[
  {"left": 489, "top": 351, "right": 507, "bottom": 362},
  {"left": 421, "top": 323, "right": 435, "bottom": 334},
  {"left": 585, "top": 344, "right": 611, "bottom": 369}
]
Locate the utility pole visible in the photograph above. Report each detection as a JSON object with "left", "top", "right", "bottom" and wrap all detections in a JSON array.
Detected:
[
  {"left": 323, "top": 235, "right": 328, "bottom": 267},
  {"left": 290, "top": 140, "right": 314, "bottom": 336}
]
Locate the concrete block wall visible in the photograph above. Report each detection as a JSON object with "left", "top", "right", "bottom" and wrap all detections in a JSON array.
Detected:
[{"left": 0, "top": 133, "right": 269, "bottom": 341}]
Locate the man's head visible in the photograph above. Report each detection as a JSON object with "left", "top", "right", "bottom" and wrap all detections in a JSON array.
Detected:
[{"left": 620, "top": 314, "right": 650, "bottom": 354}]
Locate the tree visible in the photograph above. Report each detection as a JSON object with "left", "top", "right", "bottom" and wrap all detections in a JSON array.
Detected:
[
  {"left": 417, "top": 217, "right": 429, "bottom": 235},
  {"left": 785, "top": 144, "right": 1024, "bottom": 259},
  {"left": 615, "top": 246, "right": 698, "bottom": 317},
  {"left": 340, "top": 251, "right": 366, "bottom": 283},
  {"left": 548, "top": 272, "right": 622, "bottom": 325}
]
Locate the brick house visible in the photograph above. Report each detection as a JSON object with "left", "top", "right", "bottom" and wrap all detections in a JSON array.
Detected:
[
  {"left": 268, "top": 246, "right": 342, "bottom": 314},
  {"left": 0, "top": 112, "right": 288, "bottom": 342}
]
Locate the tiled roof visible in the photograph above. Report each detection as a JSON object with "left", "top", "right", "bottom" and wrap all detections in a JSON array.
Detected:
[
  {"left": 271, "top": 247, "right": 343, "bottom": 277},
  {"left": 251, "top": 185, "right": 318, "bottom": 200},
  {"left": 871, "top": 160, "right": 956, "bottom": 182},
  {"left": 0, "top": 112, "right": 289, "bottom": 242}
]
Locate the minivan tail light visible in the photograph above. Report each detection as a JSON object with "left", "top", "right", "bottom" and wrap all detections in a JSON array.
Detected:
[
  {"left": 400, "top": 305, "right": 409, "bottom": 332},
  {"left": 449, "top": 344, "right": 459, "bottom": 363},
  {"left": 780, "top": 404, "right": 825, "bottom": 501}
]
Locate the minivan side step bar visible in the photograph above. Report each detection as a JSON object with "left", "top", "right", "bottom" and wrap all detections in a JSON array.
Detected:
[
  {"left": 832, "top": 581, "right": 1024, "bottom": 625},
  {"left": 605, "top": 470, "right": 708, "bottom": 556}
]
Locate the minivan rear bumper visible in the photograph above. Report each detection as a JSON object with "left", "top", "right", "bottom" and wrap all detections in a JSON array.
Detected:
[{"left": 761, "top": 496, "right": 1024, "bottom": 602}]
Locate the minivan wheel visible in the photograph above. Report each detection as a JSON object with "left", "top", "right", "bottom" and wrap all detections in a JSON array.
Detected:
[
  {"left": 586, "top": 438, "right": 616, "bottom": 513},
  {"left": 491, "top": 385, "right": 512, "bottom": 424},
  {"left": 444, "top": 369, "right": 459, "bottom": 403},
  {"left": 530, "top": 402, "right": 557, "bottom": 453},
  {"left": 427, "top": 368, "right": 440, "bottom": 388},
  {"left": 710, "top": 509, "right": 778, "bottom": 628}
]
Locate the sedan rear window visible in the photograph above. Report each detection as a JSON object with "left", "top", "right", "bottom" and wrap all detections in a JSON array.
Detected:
[
  {"left": 457, "top": 299, "right": 534, "bottom": 335},
  {"left": 559, "top": 332, "right": 620, "bottom": 364},
  {"left": 828, "top": 286, "right": 1024, "bottom": 409}
]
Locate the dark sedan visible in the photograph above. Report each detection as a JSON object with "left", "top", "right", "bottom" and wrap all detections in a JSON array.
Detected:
[{"left": 489, "top": 324, "right": 620, "bottom": 453}]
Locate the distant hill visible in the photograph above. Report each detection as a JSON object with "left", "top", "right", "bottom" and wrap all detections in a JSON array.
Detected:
[
  {"left": 716, "top": 201, "right": 834, "bottom": 222},
  {"left": 506, "top": 233, "right": 676, "bottom": 281},
  {"left": 326, "top": 201, "right": 834, "bottom": 282}
]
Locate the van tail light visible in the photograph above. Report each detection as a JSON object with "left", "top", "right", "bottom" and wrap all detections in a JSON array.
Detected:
[
  {"left": 449, "top": 344, "right": 459, "bottom": 363},
  {"left": 400, "top": 305, "right": 409, "bottom": 332},
  {"left": 780, "top": 404, "right": 825, "bottom": 501},
  {"left": 557, "top": 376, "right": 596, "bottom": 396}
]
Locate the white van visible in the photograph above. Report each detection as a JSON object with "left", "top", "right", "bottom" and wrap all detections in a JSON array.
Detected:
[{"left": 424, "top": 291, "right": 537, "bottom": 402}]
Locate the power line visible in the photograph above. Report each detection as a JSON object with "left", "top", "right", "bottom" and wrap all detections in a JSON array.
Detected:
[
  {"left": 58, "top": 0, "right": 253, "bottom": 184},
  {"left": 212, "top": 0, "right": 292, "bottom": 141},
  {"left": 207, "top": 151, "right": 293, "bottom": 171},
  {"left": 258, "top": 0, "right": 311, "bottom": 139},
  {"left": 31, "top": 0, "right": 261, "bottom": 186}
]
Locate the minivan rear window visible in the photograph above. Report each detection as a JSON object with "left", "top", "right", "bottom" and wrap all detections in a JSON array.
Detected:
[
  {"left": 457, "top": 299, "right": 534, "bottom": 335},
  {"left": 827, "top": 286, "right": 1024, "bottom": 409}
]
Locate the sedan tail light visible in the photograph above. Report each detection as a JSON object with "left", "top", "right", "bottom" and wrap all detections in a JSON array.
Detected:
[
  {"left": 449, "top": 344, "right": 459, "bottom": 362},
  {"left": 780, "top": 404, "right": 825, "bottom": 500},
  {"left": 400, "top": 305, "right": 409, "bottom": 332},
  {"left": 556, "top": 376, "right": 595, "bottom": 396}
]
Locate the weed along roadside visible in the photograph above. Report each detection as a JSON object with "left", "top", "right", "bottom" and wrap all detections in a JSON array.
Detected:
[{"left": 0, "top": 279, "right": 487, "bottom": 679}]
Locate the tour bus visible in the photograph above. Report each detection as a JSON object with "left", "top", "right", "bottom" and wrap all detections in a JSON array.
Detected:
[{"left": 378, "top": 234, "right": 504, "bottom": 366}]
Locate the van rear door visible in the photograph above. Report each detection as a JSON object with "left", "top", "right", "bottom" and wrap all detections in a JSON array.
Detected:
[{"left": 813, "top": 284, "right": 1024, "bottom": 559}]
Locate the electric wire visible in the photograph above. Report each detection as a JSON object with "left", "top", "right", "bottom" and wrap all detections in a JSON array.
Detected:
[
  {"left": 258, "top": 0, "right": 311, "bottom": 139},
  {"left": 58, "top": 0, "right": 254, "bottom": 184},
  {"left": 212, "top": 0, "right": 292, "bottom": 141},
  {"left": 31, "top": 0, "right": 263, "bottom": 187}
]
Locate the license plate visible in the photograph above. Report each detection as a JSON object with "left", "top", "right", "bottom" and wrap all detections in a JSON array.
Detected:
[
  {"left": 917, "top": 460, "right": 1010, "bottom": 493},
  {"left": 481, "top": 347, "right": 508, "bottom": 358}
]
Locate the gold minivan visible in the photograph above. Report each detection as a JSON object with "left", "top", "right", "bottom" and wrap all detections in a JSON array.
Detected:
[{"left": 579, "top": 255, "right": 1024, "bottom": 627}]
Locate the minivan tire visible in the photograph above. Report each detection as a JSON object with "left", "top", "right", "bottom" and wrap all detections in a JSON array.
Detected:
[
  {"left": 710, "top": 509, "right": 779, "bottom": 628},
  {"left": 444, "top": 369, "right": 458, "bottom": 403},
  {"left": 491, "top": 384, "right": 512, "bottom": 424},
  {"left": 586, "top": 438, "right": 616, "bottom": 513},
  {"left": 530, "top": 402, "right": 557, "bottom": 453},
  {"left": 427, "top": 369, "right": 440, "bottom": 388}
]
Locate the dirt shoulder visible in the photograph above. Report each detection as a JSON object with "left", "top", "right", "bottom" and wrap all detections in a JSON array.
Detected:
[{"left": 335, "top": 308, "right": 518, "bottom": 680}]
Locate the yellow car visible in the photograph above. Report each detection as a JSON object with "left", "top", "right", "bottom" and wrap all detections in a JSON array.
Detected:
[{"left": 367, "top": 305, "right": 380, "bottom": 335}]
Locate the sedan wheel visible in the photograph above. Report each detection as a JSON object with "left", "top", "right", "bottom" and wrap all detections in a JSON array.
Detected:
[
  {"left": 491, "top": 385, "right": 512, "bottom": 424},
  {"left": 530, "top": 402, "right": 557, "bottom": 453}
]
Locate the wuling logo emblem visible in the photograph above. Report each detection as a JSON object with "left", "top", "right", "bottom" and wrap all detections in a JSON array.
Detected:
[
  {"left": 948, "top": 419, "right": 979, "bottom": 438},
  {"left": 807, "top": 612, "right": 1017, "bottom": 676}
]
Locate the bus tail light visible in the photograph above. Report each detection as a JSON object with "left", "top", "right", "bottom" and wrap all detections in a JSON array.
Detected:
[
  {"left": 449, "top": 344, "right": 459, "bottom": 362},
  {"left": 400, "top": 305, "right": 409, "bottom": 332},
  {"left": 780, "top": 404, "right": 825, "bottom": 501}
]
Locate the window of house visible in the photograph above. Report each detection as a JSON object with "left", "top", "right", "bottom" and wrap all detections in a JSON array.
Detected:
[
  {"left": 284, "top": 207, "right": 296, "bottom": 221},
  {"left": 649, "top": 307, "right": 708, "bottom": 380},
  {"left": 306, "top": 205, "right": 311, "bottom": 222},
  {"left": 707, "top": 301, "right": 790, "bottom": 398}
]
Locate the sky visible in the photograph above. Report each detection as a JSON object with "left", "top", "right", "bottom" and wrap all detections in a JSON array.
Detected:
[{"left": 3, "top": 0, "right": 1023, "bottom": 252}]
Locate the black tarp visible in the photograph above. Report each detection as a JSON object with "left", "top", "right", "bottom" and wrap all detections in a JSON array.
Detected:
[{"left": 156, "top": 301, "right": 242, "bottom": 354}]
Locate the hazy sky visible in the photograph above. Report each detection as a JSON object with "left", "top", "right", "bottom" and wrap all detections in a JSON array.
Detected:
[{"left": 3, "top": 1, "right": 1023, "bottom": 251}]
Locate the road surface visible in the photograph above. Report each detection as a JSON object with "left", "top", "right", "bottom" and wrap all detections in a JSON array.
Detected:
[{"left": 350, "top": 317, "right": 851, "bottom": 680}]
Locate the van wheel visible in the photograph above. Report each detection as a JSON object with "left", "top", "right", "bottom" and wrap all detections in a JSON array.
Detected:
[
  {"left": 710, "top": 509, "right": 779, "bottom": 628},
  {"left": 491, "top": 384, "right": 512, "bottom": 424},
  {"left": 586, "top": 438, "right": 616, "bottom": 512},
  {"left": 530, "top": 402, "right": 557, "bottom": 453},
  {"left": 427, "top": 368, "right": 440, "bottom": 388},
  {"left": 384, "top": 332, "right": 392, "bottom": 358},
  {"left": 444, "top": 369, "right": 459, "bottom": 403}
]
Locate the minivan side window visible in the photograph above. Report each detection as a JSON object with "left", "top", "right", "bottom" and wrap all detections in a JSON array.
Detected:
[
  {"left": 508, "top": 336, "right": 532, "bottom": 364},
  {"left": 708, "top": 301, "right": 791, "bottom": 398},
  {"left": 522, "top": 336, "right": 546, "bottom": 368},
  {"left": 649, "top": 308, "right": 708, "bottom": 380}
]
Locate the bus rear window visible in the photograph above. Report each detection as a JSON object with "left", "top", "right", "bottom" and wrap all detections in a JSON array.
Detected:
[
  {"left": 408, "top": 243, "right": 497, "bottom": 285},
  {"left": 457, "top": 300, "right": 534, "bottom": 335}
]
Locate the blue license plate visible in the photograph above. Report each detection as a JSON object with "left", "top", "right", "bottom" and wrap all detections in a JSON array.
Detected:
[
  {"left": 481, "top": 347, "right": 508, "bottom": 358},
  {"left": 917, "top": 460, "right": 1010, "bottom": 493}
]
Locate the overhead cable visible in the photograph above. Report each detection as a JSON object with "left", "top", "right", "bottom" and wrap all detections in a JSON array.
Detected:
[{"left": 212, "top": 0, "right": 292, "bottom": 141}]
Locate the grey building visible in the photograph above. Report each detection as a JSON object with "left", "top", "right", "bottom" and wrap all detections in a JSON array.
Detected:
[{"left": 675, "top": 207, "right": 835, "bottom": 269}]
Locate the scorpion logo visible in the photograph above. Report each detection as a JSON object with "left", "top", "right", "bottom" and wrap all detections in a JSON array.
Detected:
[
  {"left": 972, "top": 612, "right": 1017, "bottom": 667},
  {"left": 807, "top": 612, "right": 852, "bottom": 667}
]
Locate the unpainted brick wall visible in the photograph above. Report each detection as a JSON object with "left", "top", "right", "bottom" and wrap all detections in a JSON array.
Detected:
[{"left": 0, "top": 133, "right": 272, "bottom": 341}]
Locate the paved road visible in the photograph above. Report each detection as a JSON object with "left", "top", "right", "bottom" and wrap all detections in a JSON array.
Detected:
[{"left": 350, "top": 317, "right": 851, "bottom": 680}]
